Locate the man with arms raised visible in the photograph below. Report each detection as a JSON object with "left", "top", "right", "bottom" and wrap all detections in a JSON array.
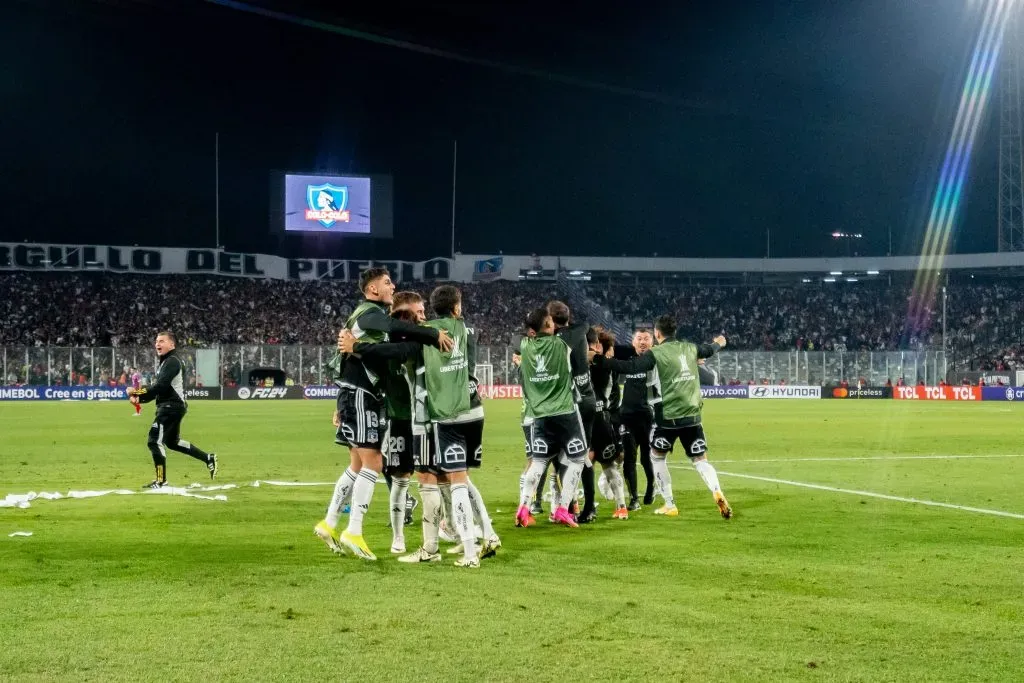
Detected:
[{"left": 593, "top": 315, "right": 732, "bottom": 519}]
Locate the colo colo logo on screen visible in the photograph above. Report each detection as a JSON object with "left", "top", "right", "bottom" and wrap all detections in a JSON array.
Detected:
[{"left": 305, "top": 183, "right": 350, "bottom": 227}]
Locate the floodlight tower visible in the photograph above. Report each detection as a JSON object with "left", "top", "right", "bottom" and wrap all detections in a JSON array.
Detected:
[{"left": 998, "top": 3, "right": 1024, "bottom": 251}]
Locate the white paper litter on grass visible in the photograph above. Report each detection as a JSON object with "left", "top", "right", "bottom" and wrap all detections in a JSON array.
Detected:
[
  {"left": 8, "top": 531, "right": 33, "bottom": 537},
  {"left": 2, "top": 485, "right": 229, "bottom": 508}
]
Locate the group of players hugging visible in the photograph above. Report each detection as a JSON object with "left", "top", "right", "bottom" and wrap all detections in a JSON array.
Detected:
[{"left": 313, "top": 267, "right": 732, "bottom": 568}]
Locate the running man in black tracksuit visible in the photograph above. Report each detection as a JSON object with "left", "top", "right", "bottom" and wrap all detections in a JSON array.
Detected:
[{"left": 128, "top": 330, "right": 217, "bottom": 488}]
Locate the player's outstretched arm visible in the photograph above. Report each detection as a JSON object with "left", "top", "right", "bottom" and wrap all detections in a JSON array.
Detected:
[
  {"left": 353, "top": 341, "right": 423, "bottom": 362},
  {"left": 594, "top": 352, "right": 656, "bottom": 374},
  {"left": 356, "top": 307, "right": 448, "bottom": 349},
  {"left": 697, "top": 336, "right": 726, "bottom": 359}
]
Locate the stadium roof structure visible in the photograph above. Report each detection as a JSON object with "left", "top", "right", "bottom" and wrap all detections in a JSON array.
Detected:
[{"left": 451, "top": 252, "right": 1024, "bottom": 284}]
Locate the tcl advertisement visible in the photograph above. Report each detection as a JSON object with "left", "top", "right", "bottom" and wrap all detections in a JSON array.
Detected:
[{"left": 893, "top": 385, "right": 981, "bottom": 401}]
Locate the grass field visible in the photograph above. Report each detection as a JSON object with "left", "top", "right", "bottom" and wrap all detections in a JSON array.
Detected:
[{"left": 2, "top": 399, "right": 1024, "bottom": 682}]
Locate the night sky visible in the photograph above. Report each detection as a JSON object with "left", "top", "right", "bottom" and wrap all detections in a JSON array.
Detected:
[{"left": 0, "top": 0, "right": 1004, "bottom": 260}]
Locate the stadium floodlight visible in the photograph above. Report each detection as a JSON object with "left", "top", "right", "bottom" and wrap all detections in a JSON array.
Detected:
[
  {"left": 801, "top": 278, "right": 811, "bottom": 283},
  {"left": 823, "top": 277, "right": 837, "bottom": 283},
  {"left": 829, "top": 271, "right": 842, "bottom": 276},
  {"left": 867, "top": 270, "right": 880, "bottom": 275},
  {"left": 846, "top": 277, "right": 859, "bottom": 282},
  {"left": 568, "top": 270, "right": 583, "bottom": 276}
]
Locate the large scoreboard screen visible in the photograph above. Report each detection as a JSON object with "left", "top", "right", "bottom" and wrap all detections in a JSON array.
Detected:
[{"left": 281, "top": 173, "right": 392, "bottom": 237}]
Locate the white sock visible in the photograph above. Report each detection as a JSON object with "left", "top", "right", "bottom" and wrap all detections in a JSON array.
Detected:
[
  {"left": 389, "top": 476, "right": 410, "bottom": 545},
  {"left": 557, "top": 460, "right": 583, "bottom": 510},
  {"left": 607, "top": 466, "right": 626, "bottom": 508},
  {"left": 520, "top": 460, "right": 547, "bottom": 506},
  {"left": 450, "top": 483, "right": 478, "bottom": 559},
  {"left": 419, "top": 483, "right": 441, "bottom": 554},
  {"left": 652, "top": 454, "right": 674, "bottom": 507},
  {"left": 693, "top": 460, "right": 722, "bottom": 494},
  {"left": 345, "top": 469, "right": 378, "bottom": 536},
  {"left": 518, "top": 473, "right": 526, "bottom": 499},
  {"left": 325, "top": 467, "right": 357, "bottom": 528},
  {"left": 466, "top": 478, "right": 495, "bottom": 539}
]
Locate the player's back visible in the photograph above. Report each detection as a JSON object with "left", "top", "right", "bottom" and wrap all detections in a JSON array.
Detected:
[
  {"left": 519, "top": 335, "right": 575, "bottom": 419},
  {"left": 421, "top": 317, "right": 473, "bottom": 422},
  {"left": 650, "top": 340, "right": 702, "bottom": 421}
]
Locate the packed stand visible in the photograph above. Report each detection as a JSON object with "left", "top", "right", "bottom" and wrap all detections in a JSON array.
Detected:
[{"left": 3, "top": 273, "right": 1024, "bottom": 384}]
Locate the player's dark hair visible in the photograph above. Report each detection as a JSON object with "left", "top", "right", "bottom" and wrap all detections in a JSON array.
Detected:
[
  {"left": 634, "top": 328, "right": 652, "bottom": 337},
  {"left": 358, "top": 266, "right": 390, "bottom": 294},
  {"left": 598, "top": 330, "right": 616, "bottom": 353},
  {"left": 430, "top": 285, "right": 461, "bottom": 317},
  {"left": 654, "top": 315, "right": 677, "bottom": 339},
  {"left": 586, "top": 327, "right": 599, "bottom": 345},
  {"left": 525, "top": 308, "right": 551, "bottom": 334},
  {"left": 391, "top": 308, "right": 418, "bottom": 323},
  {"left": 547, "top": 300, "right": 571, "bottom": 326},
  {"left": 392, "top": 291, "right": 423, "bottom": 309},
  {"left": 157, "top": 330, "right": 177, "bottom": 345}
]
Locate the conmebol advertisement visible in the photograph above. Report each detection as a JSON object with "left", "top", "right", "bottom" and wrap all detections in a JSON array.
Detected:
[{"left": 0, "top": 386, "right": 129, "bottom": 401}]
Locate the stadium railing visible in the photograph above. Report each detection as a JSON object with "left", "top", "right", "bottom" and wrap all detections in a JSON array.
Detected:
[{"left": 0, "top": 345, "right": 946, "bottom": 388}]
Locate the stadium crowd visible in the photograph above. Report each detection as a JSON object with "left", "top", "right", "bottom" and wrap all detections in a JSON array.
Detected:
[{"left": 2, "top": 273, "right": 1023, "bottom": 382}]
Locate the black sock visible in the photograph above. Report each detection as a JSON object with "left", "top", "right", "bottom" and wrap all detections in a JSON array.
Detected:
[
  {"left": 640, "top": 448, "right": 655, "bottom": 499},
  {"left": 186, "top": 444, "right": 209, "bottom": 463},
  {"left": 623, "top": 447, "right": 638, "bottom": 499},
  {"left": 580, "top": 464, "right": 595, "bottom": 514},
  {"left": 534, "top": 462, "right": 550, "bottom": 503},
  {"left": 384, "top": 470, "right": 393, "bottom": 491}
]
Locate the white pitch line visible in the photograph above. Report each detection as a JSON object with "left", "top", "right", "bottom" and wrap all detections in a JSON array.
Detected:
[
  {"left": 709, "top": 453, "right": 1024, "bottom": 464},
  {"left": 715, "top": 471, "right": 1024, "bottom": 520}
]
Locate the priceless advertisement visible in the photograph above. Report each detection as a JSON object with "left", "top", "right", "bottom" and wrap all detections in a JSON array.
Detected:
[
  {"left": 700, "top": 386, "right": 748, "bottom": 398},
  {"left": 185, "top": 387, "right": 221, "bottom": 400},
  {"left": 826, "top": 386, "right": 893, "bottom": 399},
  {"left": 747, "top": 385, "right": 822, "bottom": 399},
  {"left": 980, "top": 386, "right": 1024, "bottom": 401},
  {"left": 893, "top": 385, "right": 981, "bottom": 401},
  {"left": 0, "top": 385, "right": 130, "bottom": 401}
]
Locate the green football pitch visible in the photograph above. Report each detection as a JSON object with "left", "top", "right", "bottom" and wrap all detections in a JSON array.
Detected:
[{"left": 2, "top": 399, "right": 1023, "bottom": 682}]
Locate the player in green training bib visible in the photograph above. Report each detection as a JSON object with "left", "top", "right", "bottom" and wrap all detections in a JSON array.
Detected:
[
  {"left": 515, "top": 307, "right": 589, "bottom": 530},
  {"left": 594, "top": 315, "right": 733, "bottom": 520},
  {"left": 315, "top": 267, "right": 452, "bottom": 562},
  {"left": 416, "top": 286, "right": 498, "bottom": 567},
  {"left": 342, "top": 285, "right": 500, "bottom": 568}
]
